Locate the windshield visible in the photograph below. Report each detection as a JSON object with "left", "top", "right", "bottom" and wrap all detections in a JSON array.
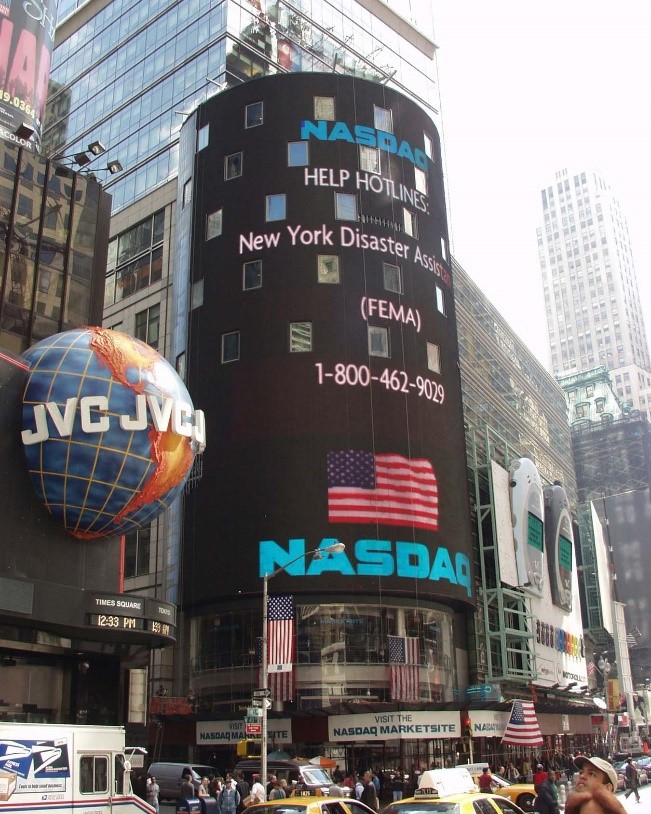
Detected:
[{"left": 302, "top": 768, "right": 333, "bottom": 785}]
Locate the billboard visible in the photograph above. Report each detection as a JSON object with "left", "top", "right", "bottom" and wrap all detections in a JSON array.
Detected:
[
  {"left": 181, "top": 74, "right": 474, "bottom": 608},
  {"left": 0, "top": 0, "right": 58, "bottom": 149}
]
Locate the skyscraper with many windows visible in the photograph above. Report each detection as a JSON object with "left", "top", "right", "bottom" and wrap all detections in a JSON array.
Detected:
[{"left": 536, "top": 168, "right": 651, "bottom": 419}]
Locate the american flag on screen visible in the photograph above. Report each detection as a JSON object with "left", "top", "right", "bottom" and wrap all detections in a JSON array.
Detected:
[
  {"left": 326, "top": 451, "right": 439, "bottom": 530},
  {"left": 388, "top": 635, "right": 420, "bottom": 701},
  {"left": 500, "top": 700, "right": 543, "bottom": 746}
]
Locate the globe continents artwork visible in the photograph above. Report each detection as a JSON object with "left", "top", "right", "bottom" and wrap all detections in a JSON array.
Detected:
[{"left": 20, "top": 328, "right": 205, "bottom": 539}]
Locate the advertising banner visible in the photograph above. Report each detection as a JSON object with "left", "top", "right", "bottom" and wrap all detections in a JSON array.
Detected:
[
  {"left": 196, "top": 719, "right": 292, "bottom": 746},
  {"left": 0, "top": 0, "right": 58, "bottom": 148},
  {"left": 328, "top": 710, "right": 459, "bottom": 741}
]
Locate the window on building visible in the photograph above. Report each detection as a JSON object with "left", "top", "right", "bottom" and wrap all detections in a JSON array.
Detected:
[
  {"left": 124, "top": 526, "right": 151, "bottom": 578},
  {"left": 289, "top": 321, "right": 312, "bottom": 352},
  {"left": 318, "top": 254, "right": 340, "bottom": 284},
  {"left": 335, "top": 192, "right": 357, "bottom": 221},
  {"left": 206, "top": 209, "right": 222, "bottom": 240},
  {"left": 575, "top": 403, "right": 587, "bottom": 419},
  {"left": 176, "top": 352, "right": 186, "bottom": 381},
  {"left": 243, "top": 259, "right": 262, "bottom": 290},
  {"left": 106, "top": 211, "right": 165, "bottom": 305},
  {"left": 359, "top": 145, "right": 380, "bottom": 174},
  {"left": 435, "top": 285, "right": 446, "bottom": 315},
  {"left": 314, "top": 96, "right": 335, "bottom": 120},
  {"left": 427, "top": 342, "right": 441, "bottom": 373},
  {"left": 221, "top": 331, "right": 240, "bottom": 362},
  {"left": 288, "top": 141, "right": 309, "bottom": 166},
  {"left": 368, "top": 325, "right": 389, "bottom": 357},
  {"left": 403, "top": 208, "right": 418, "bottom": 237},
  {"left": 423, "top": 132, "right": 433, "bottom": 160},
  {"left": 197, "top": 124, "right": 209, "bottom": 151},
  {"left": 595, "top": 398, "right": 605, "bottom": 414},
  {"left": 191, "top": 279, "right": 203, "bottom": 309},
  {"left": 374, "top": 105, "right": 393, "bottom": 133},
  {"left": 182, "top": 179, "right": 192, "bottom": 207},
  {"left": 585, "top": 384, "right": 594, "bottom": 397},
  {"left": 383, "top": 262, "right": 402, "bottom": 294},
  {"left": 245, "top": 101, "right": 263, "bottom": 128},
  {"left": 134, "top": 304, "right": 160, "bottom": 350},
  {"left": 266, "top": 194, "right": 286, "bottom": 221},
  {"left": 225, "top": 152, "right": 243, "bottom": 180},
  {"left": 414, "top": 166, "right": 427, "bottom": 195}
]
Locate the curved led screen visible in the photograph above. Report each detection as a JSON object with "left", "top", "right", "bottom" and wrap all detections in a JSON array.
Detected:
[{"left": 181, "top": 73, "right": 474, "bottom": 608}]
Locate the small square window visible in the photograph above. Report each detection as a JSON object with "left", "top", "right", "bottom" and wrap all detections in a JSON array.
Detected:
[
  {"left": 427, "top": 341, "right": 441, "bottom": 373},
  {"left": 359, "top": 145, "right": 380, "bottom": 174},
  {"left": 243, "top": 259, "right": 262, "bottom": 290},
  {"left": 403, "top": 208, "right": 418, "bottom": 238},
  {"left": 335, "top": 192, "right": 357, "bottom": 221},
  {"left": 246, "top": 101, "right": 264, "bottom": 128},
  {"left": 182, "top": 179, "right": 192, "bottom": 207},
  {"left": 314, "top": 96, "right": 335, "bottom": 120},
  {"left": 197, "top": 124, "right": 209, "bottom": 151},
  {"left": 206, "top": 208, "right": 222, "bottom": 240},
  {"left": 288, "top": 141, "right": 309, "bottom": 166},
  {"left": 221, "top": 331, "right": 240, "bottom": 363},
  {"left": 435, "top": 285, "right": 446, "bottom": 315},
  {"left": 368, "top": 326, "right": 389, "bottom": 358},
  {"left": 440, "top": 237, "right": 448, "bottom": 262},
  {"left": 374, "top": 105, "right": 393, "bottom": 133},
  {"left": 266, "top": 194, "right": 286, "bottom": 221},
  {"left": 290, "top": 321, "right": 312, "bottom": 352},
  {"left": 423, "top": 132, "right": 433, "bottom": 160},
  {"left": 318, "top": 254, "right": 340, "bottom": 284},
  {"left": 191, "top": 278, "right": 204, "bottom": 309},
  {"left": 225, "top": 152, "right": 243, "bottom": 180},
  {"left": 383, "top": 262, "right": 402, "bottom": 294},
  {"left": 414, "top": 166, "right": 427, "bottom": 195}
]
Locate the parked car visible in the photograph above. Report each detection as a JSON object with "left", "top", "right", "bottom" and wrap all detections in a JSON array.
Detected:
[
  {"left": 614, "top": 758, "right": 648, "bottom": 790},
  {"left": 146, "top": 761, "right": 218, "bottom": 802}
]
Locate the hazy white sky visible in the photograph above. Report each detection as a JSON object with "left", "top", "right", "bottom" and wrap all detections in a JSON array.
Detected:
[{"left": 423, "top": 0, "right": 651, "bottom": 365}]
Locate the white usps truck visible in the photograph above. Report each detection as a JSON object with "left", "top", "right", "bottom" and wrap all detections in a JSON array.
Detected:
[{"left": 0, "top": 723, "right": 155, "bottom": 813}]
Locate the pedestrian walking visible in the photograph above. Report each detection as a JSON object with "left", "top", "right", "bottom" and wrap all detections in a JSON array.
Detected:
[
  {"left": 219, "top": 777, "right": 241, "bottom": 814},
  {"left": 623, "top": 757, "right": 641, "bottom": 803},
  {"left": 146, "top": 775, "right": 160, "bottom": 813},
  {"left": 360, "top": 771, "right": 379, "bottom": 812}
]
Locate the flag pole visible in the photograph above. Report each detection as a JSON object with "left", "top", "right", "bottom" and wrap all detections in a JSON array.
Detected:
[{"left": 260, "top": 542, "right": 345, "bottom": 790}]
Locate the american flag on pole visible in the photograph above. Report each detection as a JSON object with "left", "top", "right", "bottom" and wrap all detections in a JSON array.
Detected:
[
  {"left": 326, "top": 451, "right": 439, "bottom": 530},
  {"left": 500, "top": 700, "right": 543, "bottom": 746},
  {"left": 388, "top": 635, "right": 420, "bottom": 701},
  {"left": 255, "top": 638, "right": 294, "bottom": 703}
]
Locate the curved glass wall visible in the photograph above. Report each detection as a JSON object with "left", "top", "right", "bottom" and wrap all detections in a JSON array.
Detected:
[{"left": 191, "top": 602, "right": 456, "bottom": 712}]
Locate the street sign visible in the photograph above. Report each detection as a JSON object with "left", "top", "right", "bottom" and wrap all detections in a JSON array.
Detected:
[
  {"left": 245, "top": 723, "right": 262, "bottom": 735},
  {"left": 244, "top": 716, "right": 261, "bottom": 724},
  {"left": 246, "top": 707, "right": 263, "bottom": 717},
  {"left": 253, "top": 688, "right": 272, "bottom": 698},
  {"left": 251, "top": 698, "right": 272, "bottom": 709}
]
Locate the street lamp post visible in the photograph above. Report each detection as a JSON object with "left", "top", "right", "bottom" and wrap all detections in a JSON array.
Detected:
[{"left": 260, "top": 542, "right": 345, "bottom": 793}]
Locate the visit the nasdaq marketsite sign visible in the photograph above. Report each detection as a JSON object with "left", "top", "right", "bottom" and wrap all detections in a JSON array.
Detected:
[{"left": 328, "top": 710, "right": 459, "bottom": 742}]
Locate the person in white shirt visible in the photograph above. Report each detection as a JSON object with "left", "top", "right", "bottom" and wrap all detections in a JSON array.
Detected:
[{"left": 250, "top": 774, "right": 266, "bottom": 803}]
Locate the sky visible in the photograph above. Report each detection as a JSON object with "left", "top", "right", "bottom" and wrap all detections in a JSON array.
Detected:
[{"left": 415, "top": 0, "right": 651, "bottom": 366}]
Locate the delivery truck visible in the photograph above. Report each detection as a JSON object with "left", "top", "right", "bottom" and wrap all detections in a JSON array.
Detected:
[{"left": 0, "top": 722, "right": 155, "bottom": 813}]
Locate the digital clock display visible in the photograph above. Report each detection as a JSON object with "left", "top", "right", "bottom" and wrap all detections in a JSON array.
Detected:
[
  {"left": 89, "top": 613, "right": 144, "bottom": 630},
  {"left": 148, "top": 619, "right": 172, "bottom": 636}
]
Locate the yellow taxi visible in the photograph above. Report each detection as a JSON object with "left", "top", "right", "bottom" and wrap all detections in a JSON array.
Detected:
[
  {"left": 465, "top": 765, "right": 537, "bottom": 812},
  {"left": 245, "top": 794, "right": 377, "bottom": 814},
  {"left": 382, "top": 768, "right": 529, "bottom": 814}
]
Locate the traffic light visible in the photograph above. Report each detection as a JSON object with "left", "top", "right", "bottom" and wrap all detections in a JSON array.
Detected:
[
  {"left": 463, "top": 716, "right": 472, "bottom": 738},
  {"left": 236, "top": 739, "right": 261, "bottom": 757}
]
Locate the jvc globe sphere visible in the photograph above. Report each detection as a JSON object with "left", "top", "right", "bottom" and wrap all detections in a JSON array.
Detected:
[{"left": 21, "top": 328, "right": 205, "bottom": 539}]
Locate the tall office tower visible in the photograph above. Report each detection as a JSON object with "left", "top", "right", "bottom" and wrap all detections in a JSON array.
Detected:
[
  {"left": 45, "top": 0, "right": 440, "bottom": 697},
  {"left": 537, "top": 168, "right": 651, "bottom": 419}
]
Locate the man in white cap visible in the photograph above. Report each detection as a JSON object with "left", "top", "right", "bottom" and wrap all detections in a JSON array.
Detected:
[{"left": 565, "top": 756, "right": 626, "bottom": 814}]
